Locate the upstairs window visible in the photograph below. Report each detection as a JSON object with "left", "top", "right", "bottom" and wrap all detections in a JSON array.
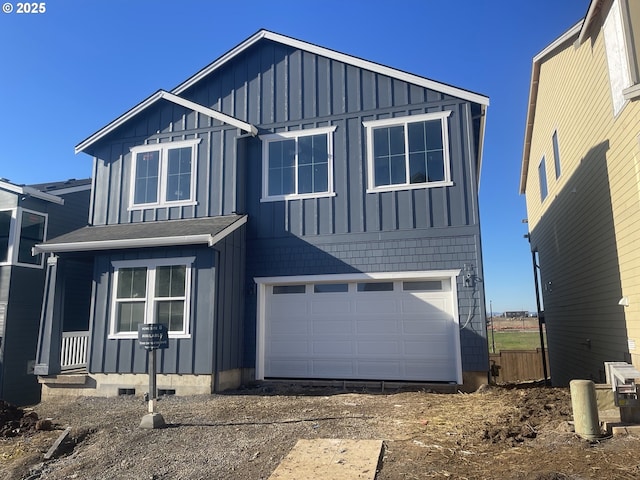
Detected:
[
  {"left": 539, "top": 157, "right": 548, "bottom": 202},
  {"left": 0, "top": 208, "right": 47, "bottom": 268},
  {"left": 260, "top": 126, "right": 337, "bottom": 202},
  {"left": 110, "top": 257, "right": 194, "bottom": 339},
  {"left": 363, "top": 111, "right": 453, "bottom": 192},
  {"left": 129, "top": 138, "right": 201, "bottom": 209}
]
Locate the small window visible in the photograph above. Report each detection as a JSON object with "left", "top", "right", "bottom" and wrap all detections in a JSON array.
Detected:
[
  {"left": 110, "top": 257, "right": 194, "bottom": 338},
  {"left": 261, "top": 126, "right": 337, "bottom": 202},
  {"left": 0, "top": 208, "right": 47, "bottom": 268},
  {"left": 538, "top": 157, "right": 548, "bottom": 201},
  {"left": 364, "top": 111, "right": 452, "bottom": 192},
  {"left": 552, "top": 131, "right": 561, "bottom": 179},
  {"left": 0, "top": 210, "right": 11, "bottom": 263},
  {"left": 273, "top": 285, "right": 306, "bottom": 294},
  {"left": 314, "top": 283, "right": 349, "bottom": 293},
  {"left": 130, "top": 138, "right": 201, "bottom": 209},
  {"left": 403, "top": 280, "right": 443, "bottom": 291},
  {"left": 357, "top": 282, "right": 394, "bottom": 292}
]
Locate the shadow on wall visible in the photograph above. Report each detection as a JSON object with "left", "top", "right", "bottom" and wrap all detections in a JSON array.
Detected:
[{"left": 529, "top": 140, "right": 630, "bottom": 385}]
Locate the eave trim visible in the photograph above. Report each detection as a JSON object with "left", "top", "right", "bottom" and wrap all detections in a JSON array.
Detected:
[
  {"left": 75, "top": 91, "right": 257, "bottom": 154},
  {"left": 0, "top": 181, "right": 65, "bottom": 205},
  {"left": 172, "top": 30, "right": 489, "bottom": 106}
]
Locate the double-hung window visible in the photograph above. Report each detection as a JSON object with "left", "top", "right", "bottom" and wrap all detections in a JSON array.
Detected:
[
  {"left": 363, "top": 111, "right": 453, "bottom": 192},
  {"left": 109, "top": 257, "right": 194, "bottom": 339},
  {"left": 0, "top": 208, "right": 47, "bottom": 268},
  {"left": 260, "top": 126, "right": 337, "bottom": 201},
  {"left": 129, "top": 138, "right": 201, "bottom": 209}
]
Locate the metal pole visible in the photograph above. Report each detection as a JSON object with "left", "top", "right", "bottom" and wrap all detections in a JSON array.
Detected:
[
  {"left": 148, "top": 348, "right": 156, "bottom": 413},
  {"left": 490, "top": 300, "right": 495, "bottom": 354},
  {"left": 531, "top": 250, "right": 549, "bottom": 385}
]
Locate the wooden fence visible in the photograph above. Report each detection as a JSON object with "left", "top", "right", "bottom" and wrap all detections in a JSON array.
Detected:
[{"left": 489, "top": 349, "right": 549, "bottom": 383}]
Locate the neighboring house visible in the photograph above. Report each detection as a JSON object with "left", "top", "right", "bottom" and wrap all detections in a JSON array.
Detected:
[
  {"left": 0, "top": 178, "right": 91, "bottom": 405},
  {"left": 34, "top": 30, "right": 490, "bottom": 398},
  {"left": 520, "top": 0, "right": 640, "bottom": 385}
]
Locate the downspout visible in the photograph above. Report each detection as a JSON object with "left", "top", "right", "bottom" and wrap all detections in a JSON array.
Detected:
[{"left": 531, "top": 248, "right": 549, "bottom": 385}]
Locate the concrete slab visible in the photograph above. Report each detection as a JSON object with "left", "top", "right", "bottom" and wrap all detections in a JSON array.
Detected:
[{"left": 268, "top": 439, "right": 382, "bottom": 480}]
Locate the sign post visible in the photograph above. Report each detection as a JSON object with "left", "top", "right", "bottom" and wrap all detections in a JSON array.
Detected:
[{"left": 138, "top": 323, "right": 168, "bottom": 429}]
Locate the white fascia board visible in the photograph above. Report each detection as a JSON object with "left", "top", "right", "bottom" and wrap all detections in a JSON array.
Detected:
[
  {"left": 44, "top": 183, "right": 92, "bottom": 196},
  {"left": 34, "top": 234, "right": 215, "bottom": 254},
  {"left": 75, "top": 91, "right": 257, "bottom": 154},
  {"left": 160, "top": 92, "right": 257, "bottom": 135},
  {"left": 520, "top": 21, "right": 582, "bottom": 195},
  {"left": 0, "top": 181, "right": 65, "bottom": 205},
  {"left": 208, "top": 215, "right": 248, "bottom": 246},
  {"left": 173, "top": 30, "right": 489, "bottom": 107},
  {"left": 578, "top": 0, "right": 602, "bottom": 44},
  {"left": 254, "top": 270, "right": 462, "bottom": 285}
]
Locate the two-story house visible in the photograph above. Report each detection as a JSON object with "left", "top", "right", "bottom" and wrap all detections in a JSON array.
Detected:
[
  {"left": 34, "top": 30, "right": 490, "bottom": 397},
  {"left": 520, "top": 0, "right": 640, "bottom": 385},
  {"left": 0, "top": 178, "right": 90, "bottom": 405}
]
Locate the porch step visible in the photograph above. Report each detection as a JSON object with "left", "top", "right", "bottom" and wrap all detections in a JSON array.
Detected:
[{"left": 38, "top": 374, "right": 88, "bottom": 386}]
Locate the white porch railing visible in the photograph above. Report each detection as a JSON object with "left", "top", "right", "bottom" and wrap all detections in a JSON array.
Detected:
[{"left": 61, "top": 331, "right": 89, "bottom": 370}]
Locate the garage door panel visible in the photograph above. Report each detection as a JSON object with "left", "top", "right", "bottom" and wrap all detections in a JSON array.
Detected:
[
  {"left": 355, "top": 318, "right": 400, "bottom": 334},
  {"left": 269, "top": 339, "right": 309, "bottom": 355},
  {"left": 312, "top": 318, "right": 353, "bottom": 334},
  {"left": 354, "top": 298, "right": 399, "bottom": 314},
  {"left": 264, "top": 278, "right": 458, "bottom": 382},
  {"left": 312, "top": 340, "right": 353, "bottom": 355},
  {"left": 310, "top": 299, "right": 351, "bottom": 315}
]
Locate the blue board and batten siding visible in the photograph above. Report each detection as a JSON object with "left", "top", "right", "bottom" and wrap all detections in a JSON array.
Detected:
[
  {"left": 86, "top": 226, "right": 245, "bottom": 375},
  {"left": 85, "top": 38, "right": 487, "bottom": 377}
]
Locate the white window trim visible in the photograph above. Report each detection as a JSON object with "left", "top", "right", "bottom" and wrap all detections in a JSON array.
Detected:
[
  {"left": 108, "top": 257, "right": 195, "bottom": 340},
  {"left": 0, "top": 207, "right": 47, "bottom": 269},
  {"left": 129, "top": 138, "right": 202, "bottom": 210},
  {"left": 363, "top": 111, "right": 453, "bottom": 193},
  {"left": 259, "top": 126, "right": 337, "bottom": 202}
]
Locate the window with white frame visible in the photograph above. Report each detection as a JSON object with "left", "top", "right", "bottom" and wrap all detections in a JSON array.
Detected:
[
  {"left": 363, "top": 111, "right": 453, "bottom": 192},
  {"left": 129, "top": 138, "right": 201, "bottom": 209},
  {"left": 260, "top": 126, "right": 337, "bottom": 201},
  {"left": 0, "top": 208, "right": 47, "bottom": 268},
  {"left": 110, "top": 257, "right": 194, "bottom": 338}
]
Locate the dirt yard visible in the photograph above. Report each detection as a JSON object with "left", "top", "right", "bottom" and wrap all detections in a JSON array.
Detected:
[{"left": 1, "top": 383, "right": 640, "bottom": 479}]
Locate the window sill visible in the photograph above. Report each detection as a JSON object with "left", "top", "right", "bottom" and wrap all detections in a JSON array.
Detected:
[
  {"left": 366, "top": 181, "right": 454, "bottom": 194},
  {"left": 623, "top": 83, "right": 640, "bottom": 101},
  {"left": 108, "top": 333, "right": 190, "bottom": 340},
  {"left": 128, "top": 201, "right": 198, "bottom": 211},
  {"left": 260, "top": 192, "right": 336, "bottom": 203}
]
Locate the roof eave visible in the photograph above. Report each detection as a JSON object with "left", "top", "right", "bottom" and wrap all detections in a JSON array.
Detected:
[
  {"left": 0, "top": 180, "right": 65, "bottom": 205},
  {"left": 75, "top": 91, "right": 257, "bottom": 155},
  {"left": 520, "top": 21, "right": 583, "bottom": 194}
]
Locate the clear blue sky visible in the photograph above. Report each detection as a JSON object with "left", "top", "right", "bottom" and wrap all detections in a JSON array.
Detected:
[{"left": 0, "top": 0, "right": 589, "bottom": 313}]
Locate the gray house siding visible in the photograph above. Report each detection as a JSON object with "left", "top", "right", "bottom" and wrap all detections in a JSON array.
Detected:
[
  {"left": 87, "top": 225, "right": 245, "bottom": 377},
  {"left": 1, "top": 185, "right": 90, "bottom": 405}
]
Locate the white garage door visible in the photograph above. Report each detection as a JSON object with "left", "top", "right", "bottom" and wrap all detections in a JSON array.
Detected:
[{"left": 262, "top": 276, "right": 460, "bottom": 382}]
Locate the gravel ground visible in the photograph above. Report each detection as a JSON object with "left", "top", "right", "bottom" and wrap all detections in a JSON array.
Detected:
[{"left": 2, "top": 383, "right": 640, "bottom": 479}]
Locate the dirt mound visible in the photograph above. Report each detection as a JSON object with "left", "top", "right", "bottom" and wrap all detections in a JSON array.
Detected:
[{"left": 0, "top": 400, "right": 49, "bottom": 437}]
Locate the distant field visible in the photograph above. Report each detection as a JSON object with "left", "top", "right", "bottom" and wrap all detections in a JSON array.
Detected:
[{"left": 487, "top": 331, "right": 546, "bottom": 353}]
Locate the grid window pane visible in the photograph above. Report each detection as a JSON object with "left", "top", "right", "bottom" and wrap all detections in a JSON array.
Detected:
[
  {"left": 427, "top": 151, "right": 445, "bottom": 182},
  {"left": 117, "top": 302, "right": 145, "bottom": 332},
  {"left": 374, "top": 126, "right": 406, "bottom": 186},
  {"left": 117, "top": 267, "right": 147, "bottom": 299},
  {"left": 298, "top": 134, "right": 328, "bottom": 194},
  {"left": 268, "top": 139, "right": 296, "bottom": 196},
  {"left": 166, "top": 147, "right": 192, "bottom": 202},
  {"left": 134, "top": 151, "right": 159, "bottom": 204},
  {"left": 156, "top": 265, "right": 186, "bottom": 297},
  {"left": 156, "top": 300, "right": 185, "bottom": 332}
]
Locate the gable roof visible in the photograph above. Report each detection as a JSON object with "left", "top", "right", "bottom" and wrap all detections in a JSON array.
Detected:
[
  {"left": 519, "top": 21, "right": 583, "bottom": 194},
  {"left": 76, "top": 29, "right": 489, "bottom": 156}
]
